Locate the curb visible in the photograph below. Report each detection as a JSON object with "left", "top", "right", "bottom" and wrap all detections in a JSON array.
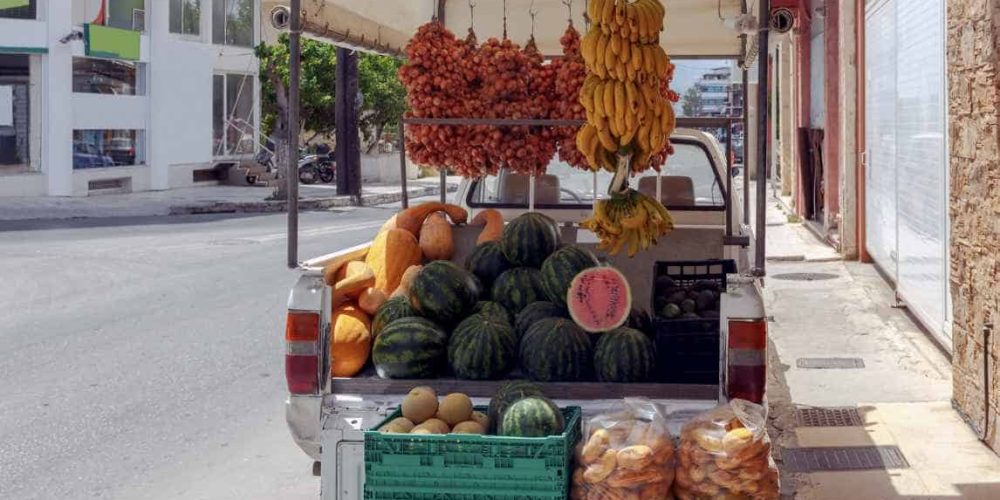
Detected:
[{"left": 169, "top": 184, "right": 456, "bottom": 216}]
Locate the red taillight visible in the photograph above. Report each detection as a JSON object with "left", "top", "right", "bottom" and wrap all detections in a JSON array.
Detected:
[
  {"left": 727, "top": 319, "right": 767, "bottom": 403},
  {"left": 285, "top": 311, "right": 320, "bottom": 395}
]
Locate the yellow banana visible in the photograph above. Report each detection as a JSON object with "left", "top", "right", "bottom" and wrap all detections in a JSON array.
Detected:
[
  {"left": 596, "top": 126, "right": 617, "bottom": 152},
  {"left": 614, "top": 0, "right": 626, "bottom": 27},
  {"left": 581, "top": 28, "right": 599, "bottom": 67},
  {"left": 642, "top": 45, "right": 656, "bottom": 74},
  {"left": 637, "top": 121, "right": 652, "bottom": 152},
  {"left": 615, "top": 59, "right": 627, "bottom": 81},
  {"left": 630, "top": 44, "right": 643, "bottom": 72},
  {"left": 610, "top": 32, "right": 621, "bottom": 56},
  {"left": 595, "top": 33, "right": 608, "bottom": 73},
  {"left": 614, "top": 81, "right": 627, "bottom": 131},
  {"left": 621, "top": 114, "right": 637, "bottom": 146},
  {"left": 593, "top": 82, "right": 607, "bottom": 118},
  {"left": 660, "top": 101, "right": 676, "bottom": 135},
  {"left": 634, "top": 1, "right": 651, "bottom": 42},
  {"left": 619, "top": 37, "right": 630, "bottom": 64},
  {"left": 577, "top": 124, "right": 595, "bottom": 154},
  {"left": 605, "top": 37, "right": 617, "bottom": 74},
  {"left": 603, "top": 83, "right": 615, "bottom": 124},
  {"left": 654, "top": 46, "right": 668, "bottom": 76},
  {"left": 624, "top": 80, "right": 639, "bottom": 114},
  {"left": 601, "top": 0, "right": 616, "bottom": 29},
  {"left": 588, "top": 0, "right": 605, "bottom": 22},
  {"left": 650, "top": 117, "right": 663, "bottom": 152},
  {"left": 625, "top": 62, "right": 637, "bottom": 82}
]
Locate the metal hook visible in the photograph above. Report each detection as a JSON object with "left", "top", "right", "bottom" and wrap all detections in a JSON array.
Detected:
[
  {"left": 502, "top": 0, "right": 508, "bottom": 39},
  {"left": 529, "top": 0, "right": 538, "bottom": 37},
  {"left": 562, "top": 0, "right": 574, "bottom": 26},
  {"left": 468, "top": 0, "right": 476, "bottom": 32}
]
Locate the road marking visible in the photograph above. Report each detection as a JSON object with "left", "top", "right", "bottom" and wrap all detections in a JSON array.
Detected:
[{"left": 248, "top": 221, "right": 384, "bottom": 242}]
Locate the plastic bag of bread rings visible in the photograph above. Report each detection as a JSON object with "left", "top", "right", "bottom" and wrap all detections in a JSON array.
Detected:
[
  {"left": 674, "top": 399, "right": 779, "bottom": 500},
  {"left": 570, "top": 398, "right": 675, "bottom": 500}
]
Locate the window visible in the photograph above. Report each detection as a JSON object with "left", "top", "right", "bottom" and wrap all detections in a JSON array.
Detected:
[
  {"left": 213, "top": 0, "right": 253, "bottom": 47},
  {"left": 0, "top": 54, "right": 34, "bottom": 173},
  {"left": 170, "top": 0, "right": 201, "bottom": 35},
  {"left": 72, "top": 130, "right": 145, "bottom": 169},
  {"left": 107, "top": 0, "right": 145, "bottom": 31},
  {"left": 468, "top": 140, "right": 725, "bottom": 210},
  {"left": 0, "top": 0, "right": 35, "bottom": 19},
  {"left": 72, "top": 58, "right": 143, "bottom": 95},
  {"left": 213, "top": 73, "right": 255, "bottom": 156}
]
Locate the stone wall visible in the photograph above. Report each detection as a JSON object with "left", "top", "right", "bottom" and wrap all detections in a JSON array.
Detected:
[{"left": 948, "top": 0, "right": 1000, "bottom": 451}]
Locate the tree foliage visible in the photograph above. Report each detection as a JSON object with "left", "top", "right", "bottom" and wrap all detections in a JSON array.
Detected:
[{"left": 681, "top": 86, "right": 703, "bottom": 117}]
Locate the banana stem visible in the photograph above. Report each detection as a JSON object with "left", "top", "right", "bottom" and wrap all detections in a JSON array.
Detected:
[{"left": 608, "top": 152, "right": 630, "bottom": 195}]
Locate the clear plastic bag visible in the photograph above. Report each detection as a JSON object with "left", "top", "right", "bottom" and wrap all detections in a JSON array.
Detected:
[
  {"left": 571, "top": 398, "right": 675, "bottom": 500},
  {"left": 674, "top": 399, "right": 779, "bottom": 500}
]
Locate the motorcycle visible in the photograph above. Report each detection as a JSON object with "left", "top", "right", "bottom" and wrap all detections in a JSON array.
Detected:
[{"left": 298, "top": 153, "right": 335, "bottom": 184}]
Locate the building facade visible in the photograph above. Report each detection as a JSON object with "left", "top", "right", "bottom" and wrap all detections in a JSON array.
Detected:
[{"left": 0, "top": 0, "right": 259, "bottom": 197}]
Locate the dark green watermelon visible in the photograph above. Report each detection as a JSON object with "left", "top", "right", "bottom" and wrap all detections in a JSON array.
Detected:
[
  {"left": 626, "top": 309, "right": 654, "bottom": 334},
  {"left": 492, "top": 267, "right": 547, "bottom": 315},
  {"left": 540, "top": 246, "right": 599, "bottom": 307},
  {"left": 372, "top": 296, "right": 417, "bottom": 337},
  {"left": 594, "top": 327, "right": 656, "bottom": 382},
  {"left": 465, "top": 242, "right": 513, "bottom": 293},
  {"left": 448, "top": 314, "right": 517, "bottom": 380},
  {"left": 499, "top": 396, "right": 565, "bottom": 437},
  {"left": 372, "top": 317, "right": 448, "bottom": 379},
  {"left": 500, "top": 213, "right": 560, "bottom": 268},
  {"left": 519, "top": 317, "right": 593, "bottom": 382},
  {"left": 487, "top": 380, "right": 545, "bottom": 434},
  {"left": 409, "top": 260, "right": 480, "bottom": 327},
  {"left": 514, "top": 301, "right": 567, "bottom": 340},
  {"left": 473, "top": 301, "right": 514, "bottom": 325}
]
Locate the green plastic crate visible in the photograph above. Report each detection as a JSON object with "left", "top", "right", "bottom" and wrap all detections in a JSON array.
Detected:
[{"left": 363, "top": 405, "right": 581, "bottom": 500}]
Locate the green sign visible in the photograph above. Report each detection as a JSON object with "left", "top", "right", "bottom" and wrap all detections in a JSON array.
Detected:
[
  {"left": 0, "top": 0, "right": 30, "bottom": 9},
  {"left": 84, "top": 24, "right": 140, "bottom": 61}
]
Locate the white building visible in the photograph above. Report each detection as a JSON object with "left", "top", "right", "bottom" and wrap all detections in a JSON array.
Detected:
[
  {"left": 694, "top": 65, "right": 735, "bottom": 117},
  {"left": 0, "top": 0, "right": 259, "bottom": 197}
]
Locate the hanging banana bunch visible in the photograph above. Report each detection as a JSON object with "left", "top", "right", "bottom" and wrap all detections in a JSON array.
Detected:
[{"left": 578, "top": 0, "right": 677, "bottom": 257}]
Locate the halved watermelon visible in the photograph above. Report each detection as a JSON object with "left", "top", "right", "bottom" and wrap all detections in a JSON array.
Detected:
[{"left": 566, "top": 266, "right": 632, "bottom": 333}]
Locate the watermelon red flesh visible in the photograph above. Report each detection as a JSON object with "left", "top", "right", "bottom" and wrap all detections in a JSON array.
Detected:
[{"left": 566, "top": 266, "right": 632, "bottom": 333}]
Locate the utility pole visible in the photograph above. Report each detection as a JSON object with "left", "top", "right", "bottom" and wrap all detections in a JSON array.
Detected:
[
  {"left": 286, "top": 0, "right": 301, "bottom": 268},
  {"left": 335, "top": 47, "right": 361, "bottom": 201}
]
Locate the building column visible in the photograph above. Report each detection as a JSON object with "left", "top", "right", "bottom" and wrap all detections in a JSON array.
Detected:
[
  {"left": 836, "top": 0, "right": 858, "bottom": 259},
  {"left": 147, "top": 0, "right": 169, "bottom": 190},
  {"left": 44, "top": 0, "right": 74, "bottom": 196}
]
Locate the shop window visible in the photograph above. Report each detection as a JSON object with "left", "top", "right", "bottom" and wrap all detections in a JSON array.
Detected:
[
  {"left": 72, "top": 129, "right": 145, "bottom": 169},
  {"left": 213, "top": 73, "right": 255, "bottom": 156},
  {"left": 170, "top": 0, "right": 201, "bottom": 35},
  {"left": 212, "top": 0, "right": 253, "bottom": 47},
  {"left": 73, "top": 57, "right": 144, "bottom": 95},
  {"left": 0, "top": 0, "right": 35, "bottom": 19},
  {"left": 0, "top": 54, "right": 34, "bottom": 174},
  {"left": 108, "top": 0, "right": 145, "bottom": 31}
]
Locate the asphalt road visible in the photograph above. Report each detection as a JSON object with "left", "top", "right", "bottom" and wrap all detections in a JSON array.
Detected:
[{"left": 0, "top": 200, "right": 430, "bottom": 500}]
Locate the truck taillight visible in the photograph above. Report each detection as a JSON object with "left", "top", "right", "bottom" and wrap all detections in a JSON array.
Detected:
[
  {"left": 727, "top": 318, "right": 767, "bottom": 404},
  {"left": 285, "top": 311, "right": 320, "bottom": 395}
]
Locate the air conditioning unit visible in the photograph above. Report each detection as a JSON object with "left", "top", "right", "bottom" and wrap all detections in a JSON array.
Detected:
[{"left": 132, "top": 8, "right": 145, "bottom": 32}]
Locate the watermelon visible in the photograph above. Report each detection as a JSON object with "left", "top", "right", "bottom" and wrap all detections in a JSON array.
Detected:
[
  {"left": 499, "top": 396, "right": 565, "bottom": 437},
  {"left": 473, "top": 301, "right": 513, "bottom": 325},
  {"left": 520, "top": 317, "right": 593, "bottom": 381},
  {"left": 566, "top": 266, "right": 632, "bottom": 333},
  {"left": 409, "top": 260, "right": 480, "bottom": 327},
  {"left": 594, "top": 327, "right": 657, "bottom": 382},
  {"left": 448, "top": 314, "right": 517, "bottom": 380},
  {"left": 372, "top": 317, "right": 448, "bottom": 379},
  {"left": 514, "top": 301, "right": 567, "bottom": 340},
  {"left": 500, "top": 213, "right": 560, "bottom": 268},
  {"left": 372, "top": 296, "right": 417, "bottom": 337},
  {"left": 540, "top": 246, "right": 599, "bottom": 307},
  {"left": 465, "top": 242, "right": 513, "bottom": 293},
  {"left": 491, "top": 267, "right": 547, "bottom": 315},
  {"left": 626, "top": 309, "right": 653, "bottom": 334},
  {"left": 487, "top": 380, "right": 544, "bottom": 434}
]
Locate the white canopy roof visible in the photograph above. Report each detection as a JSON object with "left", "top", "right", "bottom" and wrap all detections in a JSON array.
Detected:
[{"left": 263, "top": 0, "right": 746, "bottom": 57}]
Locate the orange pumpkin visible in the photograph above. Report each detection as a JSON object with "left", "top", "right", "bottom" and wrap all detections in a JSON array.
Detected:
[
  {"left": 365, "top": 228, "right": 422, "bottom": 294},
  {"left": 419, "top": 212, "right": 455, "bottom": 261},
  {"left": 330, "top": 305, "right": 372, "bottom": 377},
  {"left": 395, "top": 202, "right": 469, "bottom": 237},
  {"left": 358, "top": 287, "right": 388, "bottom": 315}
]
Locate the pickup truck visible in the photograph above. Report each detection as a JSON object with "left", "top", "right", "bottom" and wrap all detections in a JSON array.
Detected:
[{"left": 282, "top": 128, "right": 766, "bottom": 499}]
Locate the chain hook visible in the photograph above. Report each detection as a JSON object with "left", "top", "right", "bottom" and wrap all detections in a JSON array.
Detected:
[
  {"left": 529, "top": 0, "right": 538, "bottom": 38},
  {"left": 468, "top": 0, "right": 476, "bottom": 32},
  {"left": 502, "top": 0, "right": 508, "bottom": 39},
  {"left": 562, "top": 0, "right": 574, "bottom": 27}
]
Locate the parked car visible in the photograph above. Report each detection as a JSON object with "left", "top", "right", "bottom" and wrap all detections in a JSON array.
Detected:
[
  {"left": 72, "top": 142, "right": 114, "bottom": 169},
  {"left": 105, "top": 138, "right": 136, "bottom": 166}
]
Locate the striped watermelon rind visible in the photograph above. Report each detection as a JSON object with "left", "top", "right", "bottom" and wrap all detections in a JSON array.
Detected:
[
  {"left": 594, "top": 326, "right": 657, "bottom": 382},
  {"left": 566, "top": 266, "right": 633, "bottom": 333},
  {"left": 491, "top": 267, "right": 548, "bottom": 315},
  {"left": 514, "top": 301, "right": 567, "bottom": 341},
  {"left": 540, "top": 246, "right": 599, "bottom": 307},
  {"left": 465, "top": 242, "right": 513, "bottom": 293},
  {"left": 487, "top": 380, "right": 544, "bottom": 434},
  {"left": 499, "top": 395, "right": 566, "bottom": 437},
  {"left": 500, "top": 213, "right": 560, "bottom": 268},
  {"left": 372, "top": 317, "right": 448, "bottom": 379},
  {"left": 409, "top": 260, "right": 480, "bottom": 327},
  {"left": 447, "top": 314, "right": 517, "bottom": 380},
  {"left": 473, "top": 301, "right": 514, "bottom": 325},
  {"left": 520, "top": 317, "right": 593, "bottom": 382},
  {"left": 372, "top": 295, "right": 417, "bottom": 337}
]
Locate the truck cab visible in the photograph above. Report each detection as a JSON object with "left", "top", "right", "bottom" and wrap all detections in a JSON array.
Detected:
[{"left": 283, "top": 127, "right": 766, "bottom": 499}]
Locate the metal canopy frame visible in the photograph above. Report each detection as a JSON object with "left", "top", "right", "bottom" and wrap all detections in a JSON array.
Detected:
[{"left": 286, "top": 0, "right": 771, "bottom": 277}]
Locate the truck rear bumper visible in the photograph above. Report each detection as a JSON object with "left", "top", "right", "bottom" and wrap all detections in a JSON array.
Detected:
[{"left": 287, "top": 394, "right": 323, "bottom": 460}]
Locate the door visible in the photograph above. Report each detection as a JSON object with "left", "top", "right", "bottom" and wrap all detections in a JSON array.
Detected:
[{"left": 864, "top": 0, "right": 949, "bottom": 343}]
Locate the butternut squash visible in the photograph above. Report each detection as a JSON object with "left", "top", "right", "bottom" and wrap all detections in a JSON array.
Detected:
[
  {"left": 391, "top": 265, "right": 422, "bottom": 298},
  {"left": 419, "top": 212, "right": 455, "bottom": 261},
  {"left": 321, "top": 243, "right": 371, "bottom": 286},
  {"left": 330, "top": 305, "right": 372, "bottom": 377},
  {"left": 470, "top": 209, "right": 504, "bottom": 244},
  {"left": 365, "top": 228, "right": 422, "bottom": 294},
  {"left": 358, "top": 287, "right": 388, "bottom": 315},
  {"left": 395, "top": 202, "right": 469, "bottom": 237}
]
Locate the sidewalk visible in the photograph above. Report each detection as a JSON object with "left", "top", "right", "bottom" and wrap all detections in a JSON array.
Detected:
[
  {"left": 0, "top": 176, "right": 462, "bottom": 221},
  {"left": 764, "top": 200, "right": 1000, "bottom": 498}
]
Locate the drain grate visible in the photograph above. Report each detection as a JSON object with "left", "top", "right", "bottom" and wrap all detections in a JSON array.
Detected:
[
  {"left": 796, "top": 357, "right": 865, "bottom": 369},
  {"left": 796, "top": 407, "right": 864, "bottom": 427},
  {"left": 782, "top": 446, "right": 909, "bottom": 472},
  {"left": 772, "top": 272, "right": 840, "bottom": 281}
]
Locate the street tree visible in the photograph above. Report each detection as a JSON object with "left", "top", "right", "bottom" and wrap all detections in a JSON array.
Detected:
[{"left": 682, "top": 86, "right": 703, "bottom": 117}]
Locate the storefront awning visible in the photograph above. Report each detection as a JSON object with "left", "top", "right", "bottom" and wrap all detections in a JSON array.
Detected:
[{"left": 263, "top": 0, "right": 746, "bottom": 57}]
